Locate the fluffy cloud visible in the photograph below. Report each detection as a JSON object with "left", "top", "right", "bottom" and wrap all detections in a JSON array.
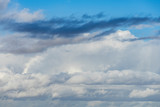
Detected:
[
  {"left": 0, "top": 0, "right": 44, "bottom": 23},
  {"left": 8, "top": 8, "right": 44, "bottom": 23},
  {"left": 0, "top": 71, "right": 50, "bottom": 99}
]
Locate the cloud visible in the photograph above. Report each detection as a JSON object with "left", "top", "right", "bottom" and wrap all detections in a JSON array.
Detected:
[
  {"left": 23, "top": 55, "right": 43, "bottom": 74},
  {"left": 1, "top": 30, "right": 160, "bottom": 74},
  {"left": 0, "top": 0, "right": 10, "bottom": 9},
  {"left": 0, "top": 14, "right": 160, "bottom": 39},
  {"left": 0, "top": 30, "right": 160, "bottom": 102},
  {"left": 130, "top": 24, "right": 153, "bottom": 29},
  {"left": 2, "top": 17, "right": 155, "bottom": 38},
  {"left": 66, "top": 70, "right": 160, "bottom": 85},
  {"left": 129, "top": 88, "right": 159, "bottom": 98},
  {"left": 0, "top": 100, "right": 159, "bottom": 107},
  {"left": 0, "top": 1, "right": 160, "bottom": 106},
  {"left": 82, "top": 12, "right": 105, "bottom": 19},
  {"left": 0, "top": 1, "right": 44, "bottom": 23},
  {"left": 0, "top": 69, "right": 51, "bottom": 99},
  {"left": 123, "top": 36, "right": 160, "bottom": 41},
  {"left": 87, "top": 101, "right": 103, "bottom": 107},
  {"left": 0, "top": 32, "right": 94, "bottom": 54},
  {"left": 8, "top": 8, "right": 44, "bottom": 23}
]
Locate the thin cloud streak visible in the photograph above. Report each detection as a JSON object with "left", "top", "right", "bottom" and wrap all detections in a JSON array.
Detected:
[{"left": 123, "top": 36, "right": 160, "bottom": 41}]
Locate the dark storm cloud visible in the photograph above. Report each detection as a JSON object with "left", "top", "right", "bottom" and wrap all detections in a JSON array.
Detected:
[{"left": 1, "top": 15, "right": 160, "bottom": 39}]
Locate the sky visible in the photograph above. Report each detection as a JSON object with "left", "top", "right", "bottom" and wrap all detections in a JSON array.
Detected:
[{"left": 0, "top": 0, "right": 160, "bottom": 107}]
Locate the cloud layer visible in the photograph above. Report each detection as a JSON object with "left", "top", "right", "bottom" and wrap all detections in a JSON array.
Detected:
[{"left": 0, "top": 31, "right": 160, "bottom": 105}]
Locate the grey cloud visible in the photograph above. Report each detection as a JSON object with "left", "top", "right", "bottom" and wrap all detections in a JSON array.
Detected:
[
  {"left": 0, "top": 34, "right": 91, "bottom": 54},
  {"left": 1, "top": 69, "right": 160, "bottom": 101},
  {"left": 66, "top": 71, "right": 160, "bottom": 85},
  {"left": 0, "top": 100, "right": 86, "bottom": 107},
  {"left": 0, "top": 100, "right": 160, "bottom": 107},
  {"left": 1, "top": 69, "right": 160, "bottom": 102},
  {"left": 129, "top": 88, "right": 159, "bottom": 98},
  {"left": 0, "top": 0, "right": 10, "bottom": 9}
]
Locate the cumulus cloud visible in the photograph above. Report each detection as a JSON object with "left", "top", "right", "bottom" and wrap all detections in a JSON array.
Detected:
[
  {"left": 17, "top": 30, "right": 160, "bottom": 75},
  {"left": 0, "top": 0, "right": 44, "bottom": 23},
  {"left": 0, "top": 71, "right": 49, "bottom": 97},
  {"left": 0, "top": 30, "right": 160, "bottom": 102}
]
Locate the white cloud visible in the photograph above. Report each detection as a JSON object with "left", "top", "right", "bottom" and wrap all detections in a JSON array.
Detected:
[
  {"left": 129, "top": 88, "right": 159, "bottom": 98},
  {"left": 23, "top": 55, "right": 43, "bottom": 74},
  {"left": 0, "top": 71, "right": 50, "bottom": 98},
  {"left": 2, "top": 8, "right": 44, "bottom": 22},
  {"left": 0, "top": 1, "right": 44, "bottom": 22},
  {"left": 12, "top": 8, "right": 44, "bottom": 22}
]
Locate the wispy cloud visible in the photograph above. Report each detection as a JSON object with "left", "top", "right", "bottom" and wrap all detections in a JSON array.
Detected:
[{"left": 123, "top": 36, "right": 160, "bottom": 41}]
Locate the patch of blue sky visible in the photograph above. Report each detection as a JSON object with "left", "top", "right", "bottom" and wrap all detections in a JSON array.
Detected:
[{"left": 129, "top": 24, "right": 160, "bottom": 38}]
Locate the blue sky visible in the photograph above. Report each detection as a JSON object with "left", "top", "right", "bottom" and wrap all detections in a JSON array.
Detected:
[
  {"left": 0, "top": 0, "right": 160, "bottom": 107},
  {"left": 14, "top": 0, "right": 160, "bottom": 17}
]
